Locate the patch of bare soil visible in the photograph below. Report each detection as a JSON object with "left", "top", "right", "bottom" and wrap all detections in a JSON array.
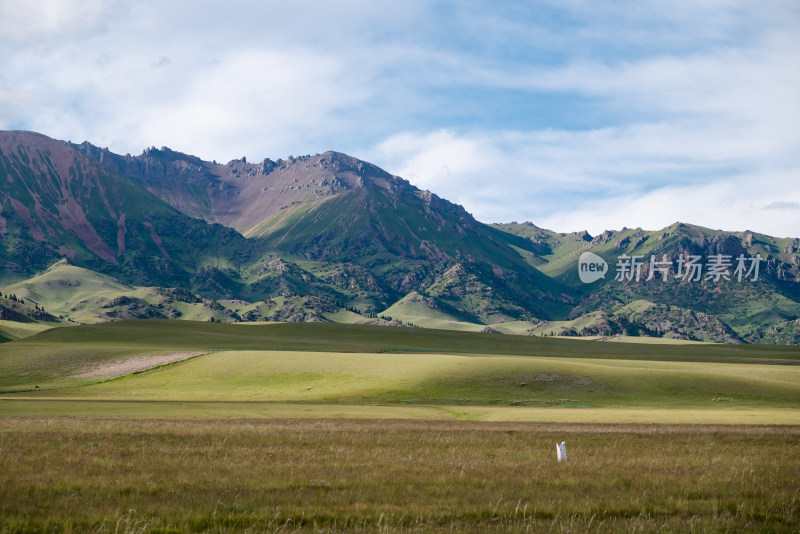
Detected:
[{"left": 72, "top": 352, "right": 207, "bottom": 379}]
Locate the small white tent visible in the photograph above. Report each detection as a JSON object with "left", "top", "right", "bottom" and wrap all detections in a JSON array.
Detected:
[{"left": 556, "top": 441, "right": 566, "bottom": 462}]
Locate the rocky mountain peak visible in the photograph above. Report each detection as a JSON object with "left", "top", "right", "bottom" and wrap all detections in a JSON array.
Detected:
[{"left": 68, "top": 140, "right": 477, "bottom": 236}]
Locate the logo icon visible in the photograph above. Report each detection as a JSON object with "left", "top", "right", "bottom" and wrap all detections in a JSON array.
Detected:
[{"left": 578, "top": 252, "right": 608, "bottom": 284}]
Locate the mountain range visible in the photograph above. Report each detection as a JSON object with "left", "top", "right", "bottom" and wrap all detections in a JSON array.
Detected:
[{"left": 1, "top": 130, "right": 798, "bottom": 344}]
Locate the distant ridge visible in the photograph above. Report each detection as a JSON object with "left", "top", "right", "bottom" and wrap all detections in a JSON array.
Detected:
[{"left": 71, "top": 141, "right": 473, "bottom": 238}]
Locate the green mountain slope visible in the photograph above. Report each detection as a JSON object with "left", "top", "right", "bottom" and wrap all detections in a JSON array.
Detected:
[
  {"left": 73, "top": 139, "right": 576, "bottom": 322},
  {"left": 251, "top": 185, "right": 573, "bottom": 322},
  {"left": 493, "top": 222, "right": 800, "bottom": 341},
  {"left": 0, "top": 131, "right": 255, "bottom": 289},
  {"left": 757, "top": 318, "right": 800, "bottom": 345}
]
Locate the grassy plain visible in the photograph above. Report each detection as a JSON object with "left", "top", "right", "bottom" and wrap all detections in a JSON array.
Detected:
[
  {"left": 1, "top": 320, "right": 799, "bottom": 532},
  {"left": 1, "top": 418, "right": 798, "bottom": 533}
]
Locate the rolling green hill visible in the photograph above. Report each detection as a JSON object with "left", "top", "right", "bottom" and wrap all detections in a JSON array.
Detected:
[
  {"left": 380, "top": 291, "right": 484, "bottom": 331},
  {"left": 0, "top": 262, "right": 247, "bottom": 325},
  {"left": 0, "top": 288, "right": 63, "bottom": 340}
]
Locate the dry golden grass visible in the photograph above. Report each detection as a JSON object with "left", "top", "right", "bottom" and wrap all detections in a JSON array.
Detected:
[{"left": 1, "top": 418, "right": 798, "bottom": 532}]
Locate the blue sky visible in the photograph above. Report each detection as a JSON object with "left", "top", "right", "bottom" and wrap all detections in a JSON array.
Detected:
[{"left": 1, "top": 0, "right": 799, "bottom": 236}]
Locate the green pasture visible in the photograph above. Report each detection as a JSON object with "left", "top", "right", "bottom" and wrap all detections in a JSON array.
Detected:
[
  {"left": 18, "top": 350, "right": 800, "bottom": 410},
  {"left": 0, "top": 320, "right": 798, "bottom": 423}
]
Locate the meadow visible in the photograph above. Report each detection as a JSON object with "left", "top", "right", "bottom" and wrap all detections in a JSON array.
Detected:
[{"left": 1, "top": 320, "right": 799, "bottom": 532}]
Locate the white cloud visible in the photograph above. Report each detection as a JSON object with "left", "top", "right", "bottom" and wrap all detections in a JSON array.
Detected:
[
  {"left": 0, "top": 0, "right": 118, "bottom": 42},
  {"left": 536, "top": 170, "right": 800, "bottom": 238},
  {"left": 1, "top": 39, "right": 373, "bottom": 160},
  {"left": 135, "top": 49, "right": 373, "bottom": 160},
  {"left": 368, "top": 124, "right": 800, "bottom": 237}
]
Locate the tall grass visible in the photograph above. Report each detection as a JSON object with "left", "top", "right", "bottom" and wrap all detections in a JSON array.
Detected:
[{"left": 1, "top": 418, "right": 798, "bottom": 532}]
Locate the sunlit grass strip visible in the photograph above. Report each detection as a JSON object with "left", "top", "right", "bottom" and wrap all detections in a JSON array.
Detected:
[{"left": 2, "top": 400, "right": 799, "bottom": 424}]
